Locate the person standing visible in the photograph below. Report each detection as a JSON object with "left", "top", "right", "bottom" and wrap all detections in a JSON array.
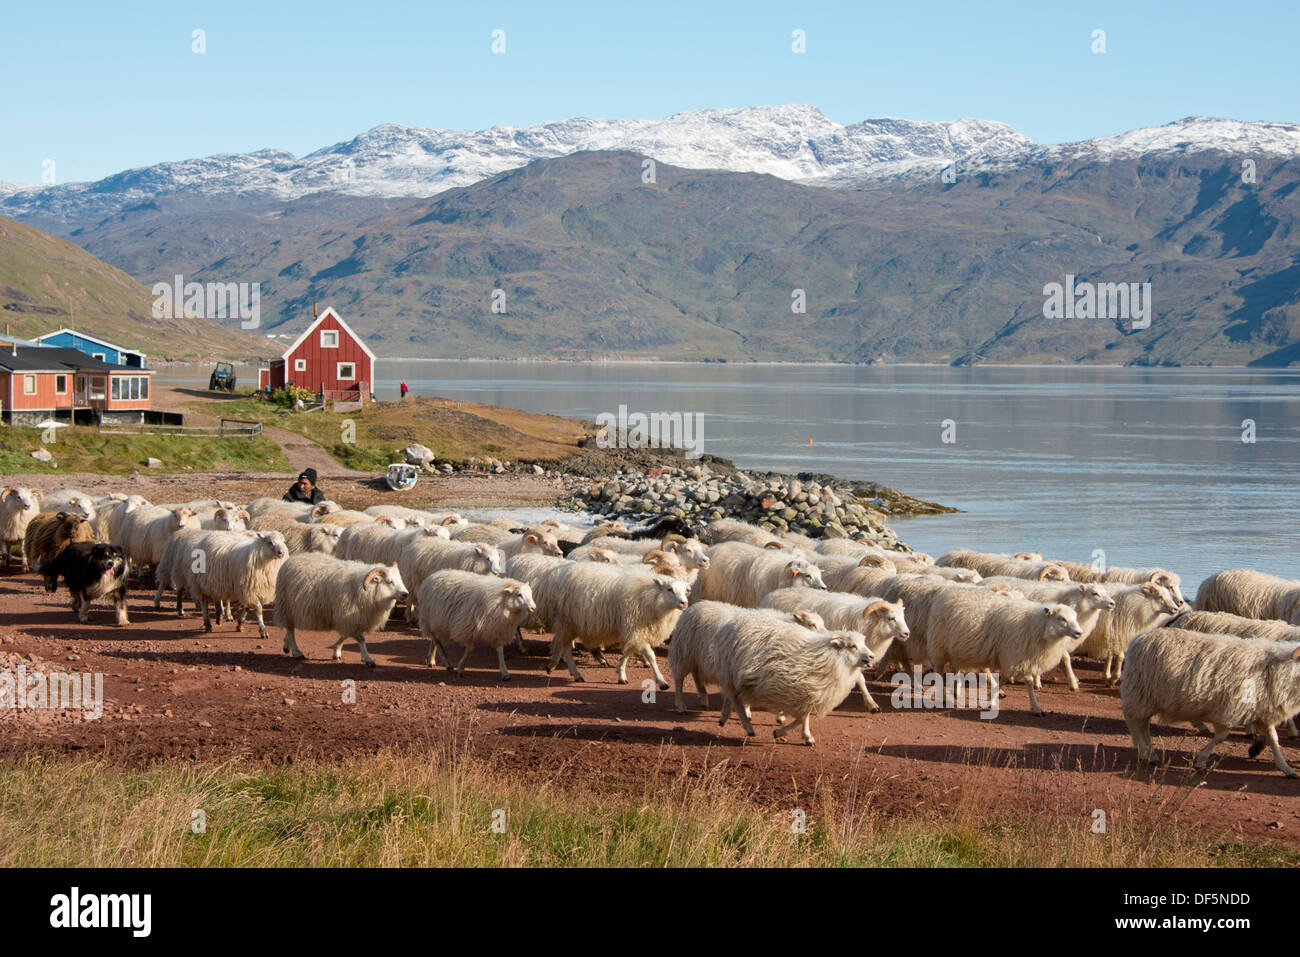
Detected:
[{"left": 400, "top": 381, "right": 409, "bottom": 400}]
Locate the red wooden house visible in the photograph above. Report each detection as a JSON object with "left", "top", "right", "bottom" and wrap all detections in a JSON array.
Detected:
[{"left": 263, "top": 307, "right": 375, "bottom": 401}]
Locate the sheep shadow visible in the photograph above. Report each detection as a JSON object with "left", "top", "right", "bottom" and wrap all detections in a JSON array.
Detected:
[{"left": 496, "top": 721, "right": 732, "bottom": 747}]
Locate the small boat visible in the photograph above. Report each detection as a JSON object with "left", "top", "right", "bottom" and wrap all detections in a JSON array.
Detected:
[{"left": 385, "top": 463, "right": 419, "bottom": 491}]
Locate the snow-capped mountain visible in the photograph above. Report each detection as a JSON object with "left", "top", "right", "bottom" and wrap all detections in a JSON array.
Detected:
[{"left": 2, "top": 107, "right": 1296, "bottom": 223}]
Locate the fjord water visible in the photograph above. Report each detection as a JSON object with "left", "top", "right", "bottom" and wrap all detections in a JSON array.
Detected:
[{"left": 376, "top": 362, "right": 1300, "bottom": 592}]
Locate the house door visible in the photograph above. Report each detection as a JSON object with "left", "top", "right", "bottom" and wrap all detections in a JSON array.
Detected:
[{"left": 74, "top": 375, "right": 89, "bottom": 406}]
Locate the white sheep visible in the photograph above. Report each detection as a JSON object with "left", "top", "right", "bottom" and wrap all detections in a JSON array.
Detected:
[
  {"left": 544, "top": 561, "right": 689, "bottom": 688},
  {"left": 94, "top": 495, "right": 149, "bottom": 542},
  {"left": 690, "top": 541, "right": 826, "bottom": 608},
  {"left": 180, "top": 530, "right": 289, "bottom": 638},
  {"left": 337, "top": 521, "right": 449, "bottom": 566},
  {"left": 1, "top": 486, "right": 42, "bottom": 570},
  {"left": 1170, "top": 608, "right": 1300, "bottom": 643},
  {"left": 201, "top": 506, "right": 250, "bottom": 532},
  {"left": 699, "top": 518, "right": 781, "bottom": 548},
  {"left": 667, "top": 602, "right": 826, "bottom": 713},
  {"left": 276, "top": 554, "right": 408, "bottom": 666},
  {"left": 759, "top": 588, "right": 910, "bottom": 711},
  {"left": 40, "top": 489, "right": 96, "bottom": 520},
  {"left": 1196, "top": 569, "right": 1300, "bottom": 625},
  {"left": 1074, "top": 581, "right": 1182, "bottom": 684},
  {"left": 247, "top": 512, "right": 345, "bottom": 554},
  {"left": 714, "top": 617, "right": 874, "bottom": 745},
  {"left": 927, "top": 590, "right": 1084, "bottom": 714},
  {"left": 245, "top": 497, "right": 341, "bottom": 519},
  {"left": 1122, "top": 628, "right": 1300, "bottom": 776},
  {"left": 417, "top": 571, "right": 536, "bottom": 679},
  {"left": 936, "top": 548, "right": 1069, "bottom": 582},
  {"left": 398, "top": 538, "right": 504, "bottom": 621},
  {"left": 115, "top": 505, "right": 201, "bottom": 572},
  {"left": 980, "top": 578, "right": 1117, "bottom": 690}
]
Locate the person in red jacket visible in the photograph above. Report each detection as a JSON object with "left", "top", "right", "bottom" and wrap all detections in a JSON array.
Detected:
[{"left": 400, "top": 381, "right": 409, "bottom": 400}]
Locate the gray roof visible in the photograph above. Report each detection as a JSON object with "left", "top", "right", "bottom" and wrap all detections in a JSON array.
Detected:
[{"left": 0, "top": 345, "right": 148, "bottom": 374}]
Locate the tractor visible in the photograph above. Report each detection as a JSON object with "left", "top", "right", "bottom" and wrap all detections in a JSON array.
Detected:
[{"left": 208, "top": 362, "right": 237, "bottom": 393}]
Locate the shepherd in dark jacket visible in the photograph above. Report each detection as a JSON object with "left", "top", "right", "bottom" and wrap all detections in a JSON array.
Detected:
[{"left": 284, "top": 468, "right": 325, "bottom": 504}]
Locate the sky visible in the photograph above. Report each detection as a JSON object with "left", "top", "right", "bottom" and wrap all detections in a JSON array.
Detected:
[{"left": 1, "top": 0, "right": 1297, "bottom": 185}]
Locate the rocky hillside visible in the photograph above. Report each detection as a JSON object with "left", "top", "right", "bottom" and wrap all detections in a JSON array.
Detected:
[{"left": 0, "top": 217, "right": 271, "bottom": 360}]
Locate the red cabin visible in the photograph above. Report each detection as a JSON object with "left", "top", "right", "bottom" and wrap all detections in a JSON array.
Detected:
[{"left": 268, "top": 307, "right": 375, "bottom": 401}]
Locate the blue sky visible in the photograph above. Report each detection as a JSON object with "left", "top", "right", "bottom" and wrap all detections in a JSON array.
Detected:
[{"left": 1, "top": 0, "right": 1296, "bottom": 185}]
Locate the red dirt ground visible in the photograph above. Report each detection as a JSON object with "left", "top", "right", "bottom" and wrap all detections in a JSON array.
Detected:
[{"left": 4, "top": 543, "right": 1300, "bottom": 849}]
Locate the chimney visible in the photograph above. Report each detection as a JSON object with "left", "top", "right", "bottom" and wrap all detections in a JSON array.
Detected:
[{"left": 313, "top": 301, "right": 319, "bottom": 318}]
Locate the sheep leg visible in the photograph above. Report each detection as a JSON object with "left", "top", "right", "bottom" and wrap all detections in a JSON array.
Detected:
[
  {"left": 1025, "top": 676, "right": 1045, "bottom": 716},
  {"left": 283, "top": 627, "right": 306, "bottom": 658},
  {"left": 639, "top": 646, "right": 669, "bottom": 691},
  {"left": 200, "top": 596, "right": 214, "bottom": 633},
  {"left": 336, "top": 635, "right": 375, "bottom": 667},
  {"left": 591, "top": 647, "right": 611, "bottom": 667},
  {"left": 153, "top": 577, "right": 165, "bottom": 609},
  {"left": 496, "top": 645, "right": 510, "bottom": 681},
  {"left": 856, "top": 673, "right": 880, "bottom": 713},
  {"left": 454, "top": 641, "right": 474, "bottom": 675},
  {"left": 802, "top": 714, "right": 815, "bottom": 746},
  {"left": 1288, "top": 717, "right": 1299, "bottom": 739},
  {"left": 175, "top": 587, "right": 186, "bottom": 618},
  {"left": 1261, "top": 723, "right": 1298, "bottom": 778},
  {"left": 694, "top": 672, "right": 710, "bottom": 710},
  {"left": 1126, "top": 715, "right": 1154, "bottom": 765},
  {"left": 234, "top": 604, "right": 247, "bottom": 633},
  {"left": 252, "top": 602, "right": 268, "bottom": 640},
  {"left": 735, "top": 698, "right": 756, "bottom": 737},
  {"left": 547, "top": 633, "right": 584, "bottom": 682},
  {"left": 1192, "top": 723, "right": 1231, "bottom": 771},
  {"left": 1060, "top": 652, "right": 1080, "bottom": 691},
  {"left": 616, "top": 652, "right": 631, "bottom": 684}
]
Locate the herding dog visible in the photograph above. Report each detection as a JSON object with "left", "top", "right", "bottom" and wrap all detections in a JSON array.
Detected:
[{"left": 41, "top": 542, "right": 130, "bottom": 625}]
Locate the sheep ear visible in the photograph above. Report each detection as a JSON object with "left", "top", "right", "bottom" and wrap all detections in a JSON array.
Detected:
[
  {"left": 32, "top": 489, "right": 44, "bottom": 500},
  {"left": 1291, "top": 647, "right": 1300, "bottom": 660}
]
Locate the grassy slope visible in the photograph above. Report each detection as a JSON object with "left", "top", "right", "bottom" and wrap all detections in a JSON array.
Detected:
[
  {"left": 209, "top": 393, "right": 593, "bottom": 471},
  {"left": 0, "top": 216, "right": 270, "bottom": 360},
  {"left": 0, "top": 750, "right": 1291, "bottom": 867},
  {"left": 0, "top": 425, "right": 289, "bottom": 475}
]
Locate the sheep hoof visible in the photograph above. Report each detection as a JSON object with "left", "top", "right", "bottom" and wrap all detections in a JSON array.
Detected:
[
  {"left": 1285, "top": 769, "right": 1298, "bottom": 779},
  {"left": 617, "top": 676, "right": 628, "bottom": 685},
  {"left": 501, "top": 674, "right": 511, "bottom": 681},
  {"left": 657, "top": 681, "right": 669, "bottom": 692},
  {"left": 1249, "top": 741, "right": 1265, "bottom": 759},
  {"left": 868, "top": 704, "right": 881, "bottom": 714}
]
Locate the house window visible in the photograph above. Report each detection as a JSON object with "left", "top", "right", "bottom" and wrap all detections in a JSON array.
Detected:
[
  {"left": 141, "top": 377, "right": 148, "bottom": 399},
  {"left": 130, "top": 377, "right": 140, "bottom": 400},
  {"left": 321, "top": 330, "right": 339, "bottom": 348},
  {"left": 92, "top": 352, "right": 106, "bottom": 361},
  {"left": 23, "top": 375, "right": 36, "bottom": 395},
  {"left": 337, "top": 362, "right": 356, "bottom": 381},
  {"left": 55, "top": 375, "right": 67, "bottom": 394},
  {"left": 111, "top": 378, "right": 120, "bottom": 400},
  {"left": 294, "top": 358, "right": 306, "bottom": 372},
  {"left": 90, "top": 377, "right": 105, "bottom": 400}
]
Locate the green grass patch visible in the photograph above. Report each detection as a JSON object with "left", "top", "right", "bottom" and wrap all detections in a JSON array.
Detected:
[
  {"left": 0, "top": 426, "right": 290, "bottom": 475},
  {"left": 0, "top": 750, "right": 1292, "bottom": 868}
]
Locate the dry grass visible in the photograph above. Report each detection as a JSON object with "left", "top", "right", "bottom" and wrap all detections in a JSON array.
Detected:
[{"left": 0, "top": 741, "right": 1291, "bottom": 867}]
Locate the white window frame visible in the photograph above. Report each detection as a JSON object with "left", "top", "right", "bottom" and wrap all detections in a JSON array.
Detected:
[
  {"left": 337, "top": 362, "right": 356, "bottom": 381},
  {"left": 320, "top": 330, "right": 339, "bottom": 349},
  {"left": 294, "top": 358, "right": 307, "bottom": 372},
  {"left": 54, "top": 374, "right": 67, "bottom": 395},
  {"left": 92, "top": 352, "right": 106, "bottom": 361},
  {"left": 23, "top": 374, "right": 36, "bottom": 395}
]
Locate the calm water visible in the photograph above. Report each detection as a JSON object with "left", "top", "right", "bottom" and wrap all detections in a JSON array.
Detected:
[{"left": 369, "top": 361, "right": 1300, "bottom": 592}]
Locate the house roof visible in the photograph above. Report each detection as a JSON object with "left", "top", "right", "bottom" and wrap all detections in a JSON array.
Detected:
[
  {"left": 280, "top": 307, "right": 377, "bottom": 365},
  {"left": 0, "top": 346, "right": 150, "bottom": 374},
  {"left": 35, "top": 327, "right": 146, "bottom": 357}
]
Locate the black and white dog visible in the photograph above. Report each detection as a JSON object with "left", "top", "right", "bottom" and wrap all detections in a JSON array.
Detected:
[{"left": 42, "top": 542, "right": 130, "bottom": 625}]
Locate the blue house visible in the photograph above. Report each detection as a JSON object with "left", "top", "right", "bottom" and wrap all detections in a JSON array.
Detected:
[{"left": 34, "top": 328, "right": 147, "bottom": 368}]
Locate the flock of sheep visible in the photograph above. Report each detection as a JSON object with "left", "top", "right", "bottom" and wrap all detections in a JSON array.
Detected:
[{"left": 4, "top": 485, "right": 1300, "bottom": 775}]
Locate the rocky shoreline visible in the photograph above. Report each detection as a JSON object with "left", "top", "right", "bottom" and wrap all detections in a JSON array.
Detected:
[{"left": 402, "top": 443, "right": 953, "bottom": 549}]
